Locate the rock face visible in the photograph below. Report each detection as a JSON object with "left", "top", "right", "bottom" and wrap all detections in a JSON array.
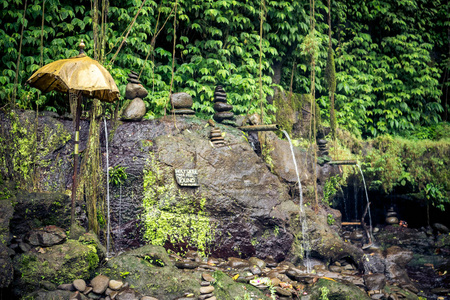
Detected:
[{"left": 1, "top": 111, "right": 357, "bottom": 266}]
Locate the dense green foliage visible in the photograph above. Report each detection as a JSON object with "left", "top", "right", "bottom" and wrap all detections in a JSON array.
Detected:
[{"left": 0, "top": 0, "right": 447, "bottom": 135}]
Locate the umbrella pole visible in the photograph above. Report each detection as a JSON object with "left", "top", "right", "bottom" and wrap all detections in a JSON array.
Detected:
[{"left": 71, "top": 93, "right": 82, "bottom": 227}]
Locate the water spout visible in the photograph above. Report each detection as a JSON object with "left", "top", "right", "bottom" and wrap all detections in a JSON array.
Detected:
[
  {"left": 281, "top": 130, "right": 311, "bottom": 273},
  {"left": 104, "top": 117, "right": 110, "bottom": 257}
]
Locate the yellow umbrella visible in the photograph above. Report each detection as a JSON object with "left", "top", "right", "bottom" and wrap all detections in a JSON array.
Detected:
[{"left": 26, "top": 41, "right": 120, "bottom": 227}]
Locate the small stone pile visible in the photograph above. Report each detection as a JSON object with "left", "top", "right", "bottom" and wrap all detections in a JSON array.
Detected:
[
  {"left": 385, "top": 207, "right": 398, "bottom": 225},
  {"left": 199, "top": 273, "right": 216, "bottom": 300},
  {"left": 60, "top": 274, "right": 157, "bottom": 300},
  {"left": 170, "top": 92, "right": 195, "bottom": 115},
  {"left": 317, "top": 138, "right": 328, "bottom": 156},
  {"left": 213, "top": 85, "right": 235, "bottom": 126},
  {"left": 208, "top": 119, "right": 225, "bottom": 147},
  {"left": 122, "top": 72, "right": 148, "bottom": 121}
]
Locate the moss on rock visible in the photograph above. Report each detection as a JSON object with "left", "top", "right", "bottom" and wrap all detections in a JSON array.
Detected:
[
  {"left": 212, "top": 270, "right": 271, "bottom": 300},
  {"left": 13, "top": 239, "right": 99, "bottom": 297}
]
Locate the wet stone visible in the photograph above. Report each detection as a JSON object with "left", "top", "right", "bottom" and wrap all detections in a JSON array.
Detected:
[
  {"left": 175, "top": 260, "right": 199, "bottom": 269},
  {"left": 363, "top": 273, "right": 386, "bottom": 290},
  {"left": 58, "top": 283, "right": 76, "bottom": 291},
  {"left": 249, "top": 257, "right": 266, "bottom": 269},
  {"left": 90, "top": 274, "right": 110, "bottom": 294},
  {"left": 275, "top": 287, "right": 292, "bottom": 296},
  {"left": 202, "top": 272, "right": 215, "bottom": 282},
  {"left": 73, "top": 279, "right": 86, "bottom": 292},
  {"left": 213, "top": 111, "right": 234, "bottom": 121},
  {"left": 213, "top": 102, "right": 233, "bottom": 112},
  {"left": 228, "top": 257, "right": 249, "bottom": 269},
  {"left": 249, "top": 264, "right": 262, "bottom": 276},
  {"left": 198, "top": 293, "right": 213, "bottom": 300},
  {"left": 200, "top": 285, "right": 214, "bottom": 294},
  {"left": 108, "top": 279, "right": 124, "bottom": 290}
]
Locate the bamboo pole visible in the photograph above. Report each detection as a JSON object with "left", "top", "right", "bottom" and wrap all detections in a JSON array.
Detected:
[{"left": 239, "top": 124, "right": 279, "bottom": 132}]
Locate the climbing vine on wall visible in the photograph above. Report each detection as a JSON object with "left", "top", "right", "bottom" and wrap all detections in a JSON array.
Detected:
[{"left": 0, "top": 0, "right": 448, "bottom": 135}]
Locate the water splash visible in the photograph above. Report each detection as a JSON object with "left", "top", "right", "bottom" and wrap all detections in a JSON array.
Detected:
[
  {"left": 104, "top": 117, "right": 111, "bottom": 257},
  {"left": 281, "top": 130, "right": 311, "bottom": 273}
]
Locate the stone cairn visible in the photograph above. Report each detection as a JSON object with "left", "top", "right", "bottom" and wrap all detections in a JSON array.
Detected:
[
  {"left": 385, "top": 206, "right": 399, "bottom": 225},
  {"left": 213, "top": 85, "right": 235, "bottom": 126},
  {"left": 208, "top": 119, "right": 225, "bottom": 147},
  {"left": 317, "top": 138, "right": 328, "bottom": 156},
  {"left": 170, "top": 92, "right": 195, "bottom": 115},
  {"left": 122, "top": 71, "right": 148, "bottom": 121}
]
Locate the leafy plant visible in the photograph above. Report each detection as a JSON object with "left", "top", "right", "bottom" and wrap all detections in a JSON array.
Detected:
[{"left": 109, "top": 165, "right": 128, "bottom": 186}]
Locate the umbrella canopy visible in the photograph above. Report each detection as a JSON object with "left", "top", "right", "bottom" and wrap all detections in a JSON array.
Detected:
[
  {"left": 26, "top": 53, "right": 119, "bottom": 102},
  {"left": 25, "top": 41, "right": 120, "bottom": 231}
]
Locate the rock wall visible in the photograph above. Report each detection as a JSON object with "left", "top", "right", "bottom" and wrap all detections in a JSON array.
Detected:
[{"left": 0, "top": 111, "right": 361, "bottom": 265}]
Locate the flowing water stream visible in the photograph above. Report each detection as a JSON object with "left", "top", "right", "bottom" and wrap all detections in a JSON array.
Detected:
[
  {"left": 104, "top": 117, "right": 111, "bottom": 257},
  {"left": 357, "top": 164, "right": 373, "bottom": 243},
  {"left": 281, "top": 130, "right": 312, "bottom": 273}
]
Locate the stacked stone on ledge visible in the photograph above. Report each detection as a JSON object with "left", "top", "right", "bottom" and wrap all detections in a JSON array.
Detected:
[
  {"left": 122, "top": 71, "right": 148, "bottom": 121},
  {"left": 209, "top": 119, "right": 225, "bottom": 147},
  {"left": 213, "top": 85, "right": 235, "bottom": 126},
  {"left": 317, "top": 139, "right": 328, "bottom": 156},
  {"left": 170, "top": 92, "right": 195, "bottom": 115}
]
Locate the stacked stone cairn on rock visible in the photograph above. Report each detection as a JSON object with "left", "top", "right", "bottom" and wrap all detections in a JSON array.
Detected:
[
  {"left": 213, "top": 85, "right": 235, "bottom": 126},
  {"left": 208, "top": 119, "right": 225, "bottom": 147},
  {"left": 386, "top": 207, "right": 399, "bottom": 225},
  {"left": 317, "top": 138, "right": 328, "bottom": 156},
  {"left": 170, "top": 92, "right": 195, "bottom": 115},
  {"left": 122, "top": 71, "right": 148, "bottom": 121}
]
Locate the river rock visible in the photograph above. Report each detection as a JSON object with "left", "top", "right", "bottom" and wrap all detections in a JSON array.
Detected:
[
  {"left": 248, "top": 257, "right": 266, "bottom": 269},
  {"left": 249, "top": 264, "right": 262, "bottom": 275},
  {"left": 363, "top": 273, "right": 386, "bottom": 290},
  {"left": 228, "top": 257, "right": 249, "bottom": 269},
  {"left": 213, "top": 102, "right": 233, "bottom": 112},
  {"left": 109, "top": 279, "right": 124, "bottom": 290},
  {"left": 125, "top": 83, "right": 148, "bottom": 99},
  {"left": 175, "top": 260, "right": 199, "bottom": 269},
  {"left": 385, "top": 246, "right": 413, "bottom": 267},
  {"left": 73, "top": 279, "right": 86, "bottom": 292},
  {"left": 121, "top": 98, "right": 146, "bottom": 121},
  {"left": 202, "top": 273, "right": 215, "bottom": 283},
  {"left": 90, "top": 274, "right": 110, "bottom": 294},
  {"left": 26, "top": 225, "right": 67, "bottom": 247},
  {"left": 171, "top": 92, "right": 193, "bottom": 109},
  {"left": 116, "top": 288, "right": 136, "bottom": 300},
  {"left": 432, "top": 223, "right": 449, "bottom": 233},
  {"left": 199, "top": 285, "right": 214, "bottom": 294},
  {"left": 141, "top": 297, "right": 159, "bottom": 300}
]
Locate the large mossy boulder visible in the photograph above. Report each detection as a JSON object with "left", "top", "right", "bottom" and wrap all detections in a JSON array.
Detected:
[
  {"left": 98, "top": 245, "right": 200, "bottom": 300},
  {"left": 212, "top": 270, "right": 271, "bottom": 300},
  {"left": 306, "top": 278, "right": 370, "bottom": 300},
  {"left": 12, "top": 239, "right": 99, "bottom": 297}
]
